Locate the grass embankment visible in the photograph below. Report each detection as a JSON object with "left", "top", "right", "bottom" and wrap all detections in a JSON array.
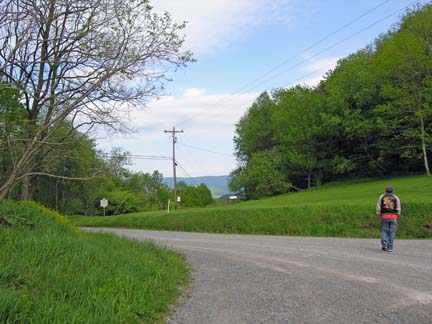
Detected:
[
  {"left": 0, "top": 201, "right": 188, "bottom": 324},
  {"left": 71, "top": 176, "right": 432, "bottom": 238}
]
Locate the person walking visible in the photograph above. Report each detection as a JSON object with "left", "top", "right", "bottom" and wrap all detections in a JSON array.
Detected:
[{"left": 376, "top": 186, "right": 401, "bottom": 252}]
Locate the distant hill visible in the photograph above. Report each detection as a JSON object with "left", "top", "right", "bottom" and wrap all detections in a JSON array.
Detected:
[{"left": 163, "top": 175, "right": 231, "bottom": 197}]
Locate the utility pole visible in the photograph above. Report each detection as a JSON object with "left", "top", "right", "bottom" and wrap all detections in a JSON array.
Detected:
[{"left": 164, "top": 126, "right": 183, "bottom": 209}]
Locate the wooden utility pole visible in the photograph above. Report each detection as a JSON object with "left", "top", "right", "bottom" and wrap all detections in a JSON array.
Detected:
[{"left": 164, "top": 127, "right": 183, "bottom": 209}]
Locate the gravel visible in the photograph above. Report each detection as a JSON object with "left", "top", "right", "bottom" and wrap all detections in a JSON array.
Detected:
[{"left": 82, "top": 228, "right": 432, "bottom": 324}]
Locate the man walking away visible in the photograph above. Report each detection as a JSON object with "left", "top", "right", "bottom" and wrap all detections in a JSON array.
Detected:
[{"left": 376, "top": 186, "right": 401, "bottom": 252}]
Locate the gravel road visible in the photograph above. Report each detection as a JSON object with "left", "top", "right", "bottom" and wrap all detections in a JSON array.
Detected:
[{"left": 82, "top": 228, "right": 432, "bottom": 324}]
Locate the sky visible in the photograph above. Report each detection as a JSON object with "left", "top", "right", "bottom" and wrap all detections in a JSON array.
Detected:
[{"left": 96, "top": 0, "right": 427, "bottom": 179}]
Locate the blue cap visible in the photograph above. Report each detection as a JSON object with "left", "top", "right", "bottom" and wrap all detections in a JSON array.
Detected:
[{"left": 385, "top": 186, "right": 393, "bottom": 193}]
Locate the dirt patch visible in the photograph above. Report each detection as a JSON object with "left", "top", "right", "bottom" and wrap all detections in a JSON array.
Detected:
[
  {"left": 423, "top": 221, "right": 432, "bottom": 231},
  {"left": 358, "top": 222, "right": 377, "bottom": 229}
]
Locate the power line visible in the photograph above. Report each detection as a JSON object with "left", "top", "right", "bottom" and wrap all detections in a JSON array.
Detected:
[
  {"left": 178, "top": 0, "right": 421, "bottom": 128},
  {"left": 178, "top": 142, "right": 233, "bottom": 157},
  {"left": 175, "top": 160, "right": 199, "bottom": 186},
  {"left": 206, "top": 0, "right": 394, "bottom": 107},
  {"left": 129, "top": 155, "right": 172, "bottom": 161},
  {"left": 247, "top": 0, "right": 421, "bottom": 93}
]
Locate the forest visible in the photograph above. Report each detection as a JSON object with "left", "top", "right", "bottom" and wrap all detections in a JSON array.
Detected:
[
  {"left": 0, "top": 118, "right": 213, "bottom": 215},
  {"left": 230, "top": 4, "right": 432, "bottom": 199}
]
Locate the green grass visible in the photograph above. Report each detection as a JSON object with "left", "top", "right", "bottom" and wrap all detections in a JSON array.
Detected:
[
  {"left": 70, "top": 175, "right": 432, "bottom": 239},
  {"left": 0, "top": 201, "right": 189, "bottom": 324}
]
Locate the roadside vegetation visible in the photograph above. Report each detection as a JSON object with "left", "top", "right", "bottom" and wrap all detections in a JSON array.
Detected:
[
  {"left": 0, "top": 201, "right": 189, "bottom": 324},
  {"left": 71, "top": 175, "right": 432, "bottom": 239}
]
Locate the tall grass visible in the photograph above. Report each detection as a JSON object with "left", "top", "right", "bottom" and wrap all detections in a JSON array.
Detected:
[
  {"left": 71, "top": 176, "right": 432, "bottom": 239},
  {"left": 0, "top": 201, "right": 189, "bottom": 324}
]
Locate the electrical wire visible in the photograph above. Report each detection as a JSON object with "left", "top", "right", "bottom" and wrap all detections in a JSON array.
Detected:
[
  {"left": 175, "top": 160, "right": 199, "bottom": 186},
  {"left": 178, "top": 0, "right": 421, "bottom": 128},
  {"left": 247, "top": 0, "right": 421, "bottom": 93},
  {"left": 213, "top": 0, "right": 394, "bottom": 106},
  {"left": 177, "top": 142, "right": 233, "bottom": 157}
]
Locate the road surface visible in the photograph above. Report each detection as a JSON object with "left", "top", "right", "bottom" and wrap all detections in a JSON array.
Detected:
[{"left": 82, "top": 228, "right": 432, "bottom": 324}]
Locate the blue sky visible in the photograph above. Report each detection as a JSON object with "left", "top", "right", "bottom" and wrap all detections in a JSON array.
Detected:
[{"left": 97, "top": 0, "right": 426, "bottom": 179}]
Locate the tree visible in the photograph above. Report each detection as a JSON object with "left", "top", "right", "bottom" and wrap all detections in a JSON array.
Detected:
[
  {"left": 0, "top": 84, "right": 26, "bottom": 191},
  {"left": 272, "top": 86, "right": 324, "bottom": 188},
  {"left": 176, "top": 181, "right": 213, "bottom": 207},
  {"left": 234, "top": 92, "right": 275, "bottom": 162},
  {"left": 0, "top": 0, "right": 193, "bottom": 201},
  {"left": 373, "top": 4, "right": 432, "bottom": 176},
  {"left": 321, "top": 49, "right": 386, "bottom": 177},
  {"left": 229, "top": 149, "right": 291, "bottom": 200}
]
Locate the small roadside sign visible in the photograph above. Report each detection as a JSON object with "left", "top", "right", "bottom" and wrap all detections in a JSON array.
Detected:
[
  {"left": 100, "top": 198, "right": 108, "bottom": 216},
  {"left": 100, "top": 198, "right": 108, "bottom": 208}
]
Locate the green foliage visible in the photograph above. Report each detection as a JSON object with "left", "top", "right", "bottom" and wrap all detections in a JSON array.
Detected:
[
  {"left": 234, "top": 92, "right": 275, "bottom": 161},
  {"left": 231, "top": 4, "right": 432, "bottom": 199},
  {"left": 71, "top": 175, "right": 432, "bottom": 239},
  {"left": 229, "top": 149, "right": 291, "bottom": 199},
  {"left": 177, "top": 182, "right": 213, "bottom": 207},
  {"left": 0, "top": 201, "right": 188, "bottom": 323}
]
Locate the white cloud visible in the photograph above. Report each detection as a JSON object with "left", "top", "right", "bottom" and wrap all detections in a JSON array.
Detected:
[
  {"left": 183, "top": 88, "right": 207, "bottom": 97},
  {"left": 151, "top": 0, "right": 296, "bottom": 56},
  {"left": 303, "top": 57, "right": 340, "bottom": 73},
  {"left": 292, "top": 56, "right": 340, "bottom": 87},
  {"left": 97, "top": 90, "right": 258, "bottom": 176}
]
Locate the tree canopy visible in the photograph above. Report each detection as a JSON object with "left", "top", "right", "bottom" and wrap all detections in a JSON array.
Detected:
[{"left": 230, "top": 4, "right": 432, "bottom": 199}]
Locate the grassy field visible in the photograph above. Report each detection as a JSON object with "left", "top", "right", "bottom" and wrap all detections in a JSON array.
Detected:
[
  {"left": 0, "top": 201, "right": 189, "bottom": 324},
  {"left": 70, "top": 176, "right": 432, "bottom": 239}
]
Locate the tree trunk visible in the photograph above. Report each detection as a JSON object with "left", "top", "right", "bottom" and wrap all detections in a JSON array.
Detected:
[
  {"left": 419, "top": 115, "right": 430, "bottom": 176},
  {"left": 21, "top": 175, "right": 30, "bottom": 200},
  {"left": 0, "top": 167, "right": 20, "bottom": 201}
]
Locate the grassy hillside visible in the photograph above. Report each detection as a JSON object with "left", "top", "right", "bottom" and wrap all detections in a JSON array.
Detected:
[
  {"left": 71, "top": 176, "right": 432, "bottom": 238},
  {"left": 0, "top": 201, "right": 188, "bottom": 324}
]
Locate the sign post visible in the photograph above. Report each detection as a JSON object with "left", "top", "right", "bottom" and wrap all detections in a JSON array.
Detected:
[{"left": 100, "top": 198, "right": 108, "bottom": 216}]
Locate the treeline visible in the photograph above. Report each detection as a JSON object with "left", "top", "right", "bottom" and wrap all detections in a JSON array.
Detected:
[
  {"left": 230, "top": 5, "right": 432, "bottom": 200},
  {"left": 0, "top": 97, "right": 212, "bottom": 215}
]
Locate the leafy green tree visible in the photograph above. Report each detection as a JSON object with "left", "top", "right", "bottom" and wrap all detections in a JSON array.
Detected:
[
  {"left": 176, "top": 182, "right": 213, "bottom": 207},
  {"left": 373, "top": 4, "right": 432, "bottom": 176},
  {"left": 321, "top": 49, "right": 386, "bottom": 177},
  {"left": 234, "top": 92, "right": 275, "bottom": 162},
  {"left": 272, "top": 86, "right": 324, "bottom": 188},
  {"left": 125, "top": 171, "right": 171, "bottom": 210},
  {"left": 229, "top": 149, "right": 291, "bottom": 200},
  {"left": 196, "top": 184, "right": 213, "bottom": 206},
  {"left": 0, "top": 84, "right": 26, "bottom": 191}
]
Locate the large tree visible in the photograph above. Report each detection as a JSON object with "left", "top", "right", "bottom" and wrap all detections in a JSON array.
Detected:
[
  {"left": 373, "top": 4, "right": 432, "bottom": 176},
  {"left": 0, "top": 0, "right": 192, "bottom": 201},
  {"left": 233, "top": 92, "right": 275, "bottom": 162},
  {"left": 272, "top": 86, "right": 323, "bottom": 188}
]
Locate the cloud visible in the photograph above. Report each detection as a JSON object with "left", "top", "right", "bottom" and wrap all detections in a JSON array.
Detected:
[
  {"left": 151, "top": 0, "right": 296, "bottom": 56},
  {"left": 303, "top": 57, "right": 340, "bottom": 73},
  {"left": 183, "top": 88, "right": 207, "bottom": 97},
  {"left": 294, "top": 56, "right": 340, "bottom": 87},
  {"left": 96, "top": 89, "right": 258, "bottom": 176}
]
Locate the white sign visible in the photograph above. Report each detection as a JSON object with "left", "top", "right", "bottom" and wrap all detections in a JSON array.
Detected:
[
  {"left": 177, "top": 196, "right": 181, "bottom": 202},
  {"left": 100, "top": 198, "right": 108, "bottom": 208},
  {"left": 229, "top": 196, "right": 238, "bottom": 200}
]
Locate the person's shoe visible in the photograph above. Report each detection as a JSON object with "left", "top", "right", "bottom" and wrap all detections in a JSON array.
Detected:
[
  {"left": 381, "top": 240, "right": 388, "bottom": 251},
  {"left": 387, "top": 248, "right": 393, "bottom": 252}
]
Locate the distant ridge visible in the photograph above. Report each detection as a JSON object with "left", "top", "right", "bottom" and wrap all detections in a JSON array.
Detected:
[{"left": 163, "top": 175, "right": 231, "bottom": 197}]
